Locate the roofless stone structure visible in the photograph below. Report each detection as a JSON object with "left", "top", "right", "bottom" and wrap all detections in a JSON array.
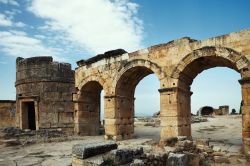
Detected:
[
  {"left": 74, "top": 29, "right": 250, "bottom": 153},
  {"left": 13, "top": 29, "right": 250, "bottom": 154}
]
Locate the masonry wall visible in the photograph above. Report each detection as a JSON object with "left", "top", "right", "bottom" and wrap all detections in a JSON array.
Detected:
[
  {"left": 15, "top": 57, "right": 75, "bottom": 132},
  {"left": 0, "top": 100, "right": 16, "bottom": 128},
  {"left": 74, "top": 29, "right": 250, "bottom": 153}
]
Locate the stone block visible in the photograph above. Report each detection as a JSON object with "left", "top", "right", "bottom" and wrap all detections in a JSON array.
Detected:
[
  {"left": 167, "top": 152, "right": 188, "bottom": 166},
  {"left": 130, "top": 159, "right": 144, "bottom": 166},
  {"left": 161, "top": 116, "right": 182, "bottom": 126},
  {"left": 195, "top": 139, "right": 209, "bottom": 147},
  {"left": 160, "top": 125, "right": 183, "bottom": 138},
  {"left": 72, "top": 141, "right": 117, "bottom": 159},
  {"left": 104, "top": 148, "right": 143, "bottom": 165},
  {"left": 105, "top": 124, "right": 118, "bottom": 135}
]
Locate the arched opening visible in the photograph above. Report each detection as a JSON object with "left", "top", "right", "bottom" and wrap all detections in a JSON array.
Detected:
[
  {"left": 190, "top": 67, "right": 242, "bottom": 151},
  {"left": 114, "top": 65, "right": 160, "bottom": 139},
  {"left": 134, "top": 74, "right": 160, "bottom": 140},
  {"left": 75, "top": 81, "right": 104, "bottom": 135}
]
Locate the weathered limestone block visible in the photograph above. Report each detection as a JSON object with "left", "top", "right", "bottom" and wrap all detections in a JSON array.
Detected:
[
  {"left": 0, "top": 100, "right": 16, "bottom": 128},
  {"left": 167, "top": 153, "right": 189, "bottom": 166},
  {"left": 104, "top": 148, "right": 143, "bottom": 165},
  {"left": 72, "top": 141, "right": 117, "bottom": 159}
]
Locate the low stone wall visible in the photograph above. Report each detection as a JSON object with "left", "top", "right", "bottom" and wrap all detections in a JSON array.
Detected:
[{"left": 0, "top": 100, "right": 16, "bottom": 129}]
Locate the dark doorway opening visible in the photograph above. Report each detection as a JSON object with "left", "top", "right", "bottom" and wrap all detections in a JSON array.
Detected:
[{"left": 25, "top": 102, "right": 36, "bottom": 130}]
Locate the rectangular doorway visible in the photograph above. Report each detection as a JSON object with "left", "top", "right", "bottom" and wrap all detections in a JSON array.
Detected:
[{"left": 22, "top": 101, "right": 36, "bottom": 130}]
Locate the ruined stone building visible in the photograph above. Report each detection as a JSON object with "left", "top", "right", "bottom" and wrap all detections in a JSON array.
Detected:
[
  {"left": 0, "top": 28, "right": 250, "bottom": 154},
  {"left": 15, "top": 57, "right": 75, "bottom": 132},
  {"left": 73, "top": 29, "right": 250, "bottom": 154},
  {"left": 197, "top": 105, "right": 229, "bottom": 116}
]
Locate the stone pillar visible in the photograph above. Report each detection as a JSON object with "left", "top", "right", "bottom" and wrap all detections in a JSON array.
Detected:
[
  {"left": 104, "top": 95, "right": 120, "bottom": 140},
  {"left": 239, "top": 77, "right": 250, "bottom": 154},
  {"left": 159, "top": 87, "right": 192, "bottom": 141},
  {"left": 74, "top": 91, "right": 100, "bottom": 136},
  {"left": 104, "top": 95, "right": 134, "bottom": 140}
]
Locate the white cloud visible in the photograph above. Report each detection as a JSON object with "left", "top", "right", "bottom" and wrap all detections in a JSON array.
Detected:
[
  {"left": 0, "top": 13, "right": 12, "bottom": 26},
  {"left": 4, "top": 9, "right": 22, "bottom": 17},
  {"left": 0, "top": 13, "right": 26, "bottom": 28},
  {"left": 0, "top": 31, "right": 65, "bottom": 61},
  {"left": 0, "top": 0, "right": 19, "bottom": 6},
  {"left": 15, "top": 21, "right": 26, "bottom": 27},
  {"left": 28, "top": 0, "right": 144, "bottom": 54}
]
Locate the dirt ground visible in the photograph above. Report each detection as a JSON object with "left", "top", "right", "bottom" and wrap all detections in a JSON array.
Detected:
[{"left": 0, "top": 115, "right": 248, "bottom": 166}]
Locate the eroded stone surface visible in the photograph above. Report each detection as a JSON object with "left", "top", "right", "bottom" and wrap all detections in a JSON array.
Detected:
[{"left": 73, "top": 28, "right": 250, "bottom": 153}]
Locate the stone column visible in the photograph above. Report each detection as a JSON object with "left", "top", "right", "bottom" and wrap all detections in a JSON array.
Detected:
[
  {"left": 104, "top": 95, "right": 134, "bottom": 140},
  {"left": 159, "top": 87, "right": 192, "bottom": 141},
  {"left": 74, "top": 92, "right": 100, "bottom": 136},
  {"left": 239, "top": 77, "right": 250, "bottom": 154},
  {"left": 103, "top": 95, "right": 120, "bottom": 140}
]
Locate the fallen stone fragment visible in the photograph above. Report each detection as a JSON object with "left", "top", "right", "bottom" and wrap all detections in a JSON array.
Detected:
[
  {"left": 186, "top": 153, "right": 200, "bottom": 166},
  {"left": 212, "top": 151, "right": 225, "bottom": 156},
  {"left": 160, "top": 137, "right": 178, "bottom": 147},
  {"left": 72, "top": 141, "right": 117, "bottom": 159},
  {"left": 167, "top": 152, "right": 188, "bottom": 166},
  {"left": 105, "top": 148, "right": 143, "bottom": 165},
  {"left": 195, "top": 139, "right": 209, "bottom": 147},
  {"left": 212, "top": 146, "right": 221, "bottom": 152},
  {"left": 214, "top": 155, "right": 230, "bottom": 163},
  {"left": 130, "top": 159, "right": 144, "bottom": 166}
]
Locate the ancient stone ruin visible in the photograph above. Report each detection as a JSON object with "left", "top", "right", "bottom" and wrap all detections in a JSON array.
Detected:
[
  {"left": 197, "top": 105, "right": 229, "bottom": 116},
  {"left": 15, "top": 57, "right": 75, "bottom": 132},
  {"left": 0, "top": 28, "right": 250, "bottom": 156}
]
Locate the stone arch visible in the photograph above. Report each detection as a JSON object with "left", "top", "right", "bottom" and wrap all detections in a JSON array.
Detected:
[
  {"left": 114, "top": 59, "right": 164, "bottom": 88},
  {"left": 108, "top": 59, "right": 163, "bottom": 139},
  {"left": 74, "top": 79, "right": 104, "bottom": 136},
  {"left": 77, "top": 75, "right": 105, "bottom": 94},
  {"left": 171, "top": 46, "right": 250, "bottom": 85},
  {"left": 164, "top": 46, "right": 250, "bottom": 153}
]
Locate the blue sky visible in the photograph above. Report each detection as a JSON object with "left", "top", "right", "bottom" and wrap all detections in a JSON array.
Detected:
[{"left": 0, "top": 0, "right": 249, "bottom": 115}]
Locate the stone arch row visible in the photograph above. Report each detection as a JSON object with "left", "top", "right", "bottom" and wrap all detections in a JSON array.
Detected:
[{"left": 74, "top": 46, "right": 250, "bottom": 153}]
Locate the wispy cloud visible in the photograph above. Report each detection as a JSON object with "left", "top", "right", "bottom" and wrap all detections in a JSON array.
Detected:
[
  {"left": 0, "top": 13, "right": 12, "bottom": 26},
  {"left": 0, "top": 0, "right": 19, "bottom": 6},
  {"left": 28, "top": 0, "right": 144, "bottom": 54},
  {"left": 0, "top": 30, "right": 65, "bottom": 61},
  {"left": 0, "top": 13, "right": 27, "bottom": 28}
]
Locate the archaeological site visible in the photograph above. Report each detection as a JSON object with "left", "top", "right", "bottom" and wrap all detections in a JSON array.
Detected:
[{"left": 1, "top": 29, "right": 250, "bottom": 165}]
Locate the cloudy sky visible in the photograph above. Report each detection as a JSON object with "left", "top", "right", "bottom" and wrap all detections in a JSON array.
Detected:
[{"left": 0, "top": 0, "right": 250, "bottom": 115}]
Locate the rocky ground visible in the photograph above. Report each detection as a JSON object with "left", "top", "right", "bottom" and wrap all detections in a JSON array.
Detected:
[{"left": 0, "top": 115, "right": 249, "bottom": 165}]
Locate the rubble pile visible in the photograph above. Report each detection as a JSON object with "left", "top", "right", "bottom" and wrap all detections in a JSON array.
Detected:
[
  {"left": 191, "top": 116, "right": 208, "bottom": 123},
  {"left": 71, "top": 137, "right": 246, "bottom": 166}
]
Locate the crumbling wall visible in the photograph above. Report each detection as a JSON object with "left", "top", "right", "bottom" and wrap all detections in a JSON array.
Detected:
[
  {"left": 214, "top": 106, "right": 229, "bottom": 115},
  {"left": 15, "top": 57, "right": 75, "bottom": 132},
  {"left": 197, "top": 106, "right": 214, "bottom": 116},
  {"left": 0, "top": 100, "right": 16, "bottom": 128}
]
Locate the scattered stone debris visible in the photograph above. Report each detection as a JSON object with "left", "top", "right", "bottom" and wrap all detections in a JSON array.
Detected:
[
  {"left": 191, "top": 116, "right": 208, "bottom": 123},
  {"left": 71, "top": 136, "right": 238, "bottom": 166}
]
